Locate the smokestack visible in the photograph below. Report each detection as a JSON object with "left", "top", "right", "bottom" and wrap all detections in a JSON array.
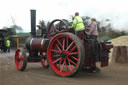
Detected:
[{"left": 30, "top": 10, "right": 36, "bottom": 37}]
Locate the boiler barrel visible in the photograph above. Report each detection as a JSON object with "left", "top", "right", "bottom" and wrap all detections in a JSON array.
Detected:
[{"left": 26, "top": 38, "right": 49, "bottom": 51}]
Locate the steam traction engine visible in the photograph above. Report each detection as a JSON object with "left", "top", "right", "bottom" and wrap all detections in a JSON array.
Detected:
[{"left": 15, "top": 10, "right": 113, "bottom": 77}]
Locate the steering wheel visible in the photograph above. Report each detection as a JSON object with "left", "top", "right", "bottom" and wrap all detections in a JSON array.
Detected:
[{"left": 48, "top": 19, "right": 68, "bottom": 39}]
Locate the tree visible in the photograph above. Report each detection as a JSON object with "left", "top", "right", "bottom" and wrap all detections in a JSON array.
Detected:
[
  {"left": 37, "top": 20, "right": 47, "bottom": 30},
  {"left": 2, "top": 17, "right": 23, "bottom": 35},
  {"left": 3, "top": 25, "right": 23, "bottom": 35}
]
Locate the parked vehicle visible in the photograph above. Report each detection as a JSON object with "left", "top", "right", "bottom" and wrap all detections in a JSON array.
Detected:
[{"left": 0, "top": 29, "right": 8, "bottom": 52}]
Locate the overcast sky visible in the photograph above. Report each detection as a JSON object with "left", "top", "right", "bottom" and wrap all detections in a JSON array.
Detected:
[{"left": 0, "top": 0, "right": 128, "bottom": 32}]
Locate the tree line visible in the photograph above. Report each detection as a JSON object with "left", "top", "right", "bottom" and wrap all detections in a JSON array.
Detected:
[{"left": 2, "top": 16, "right": 127, "bottom": 40}]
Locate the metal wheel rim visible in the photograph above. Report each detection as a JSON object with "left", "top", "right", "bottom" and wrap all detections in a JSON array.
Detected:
[{"left": 15, "top": 49, "right": 24, "bottom": 70}]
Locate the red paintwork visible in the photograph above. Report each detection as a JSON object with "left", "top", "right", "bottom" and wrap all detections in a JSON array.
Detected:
[
  {"left": 31, "top": 38, "right": 42, "bottom": 50},
  {"left": 103, "top": 42, "right": 113, "bottom": 49},
  {"left": 77, "top": 31, "right": 112, "bottom": 68},
  {"left": 84, "top": 43, "right": 96, "bottom": 67},
  {"left": 15, "top": 49, "right": 24, "bottom": 70},
  {"left": 31, "top": 38, "right": 47, "bottom": 51}
]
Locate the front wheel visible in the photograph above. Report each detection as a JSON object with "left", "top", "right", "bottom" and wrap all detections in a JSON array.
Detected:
[{"left": 15, "top": 48, "right": 27, "bottom": 71}]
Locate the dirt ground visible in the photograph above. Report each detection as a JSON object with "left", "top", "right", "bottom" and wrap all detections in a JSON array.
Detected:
[{"left": 0, "top": 51, "right": 128, "bottom": 85}]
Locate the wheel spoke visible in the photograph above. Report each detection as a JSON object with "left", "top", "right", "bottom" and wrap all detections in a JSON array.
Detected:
[
  {"left": 66, "top": 41, "right": 74, "bottom": 51},
  {"left": 57, "top": 39, "right": 63, "bottom": 48},
  {"left": 64, "top": 59, "right": 69, "bottom": 71},
  {"left": 58, "top": 58, "right": 62, "bottom": 68},
  {"left": 53, "top": 57, "right": 61, "bottom": 64},
  {"left": 56, "top": 43, "right": 62, "bottom": 52},
  {"left": 68, "top": 59, "right": 72, "bottom": 71},
  {"left": 52, "top": 24, "right": 57, "bottom": 32},
  {"left": 51, "top": 49, "right": 61, "bottom": 53},
  {"left": 18, "top": 53, "right": 23, "bottom": 60},
  {"left": 19, "top": 60, "right": 23, "bottom": 67},
  {"left": 58, "top": 21, "right": 62, "bottom": 30},
  {"left": 70, "top": 46, "right": 77, "bottom": 52},
  {"left": 71, "top": 56, "right": 78, "bottom": 61},
  {"left": 66, "top": 37, "right": 68, "bottom": 47},
  {"left": 60, "top": 61, "right": 65, "bottom": 72},
  {"left": 67, "top": 58, "right": 77, "bottom": 66},
  {"left": 53, "top": 54, "right": 60, "bottom": 58},
  {"left": 69, "top": 52, "right": 79, "bottom": 55},
  {"left": 62, "top": 25, "right": 67, "bottom": 30},
  {"left": 63, "top": 38, "right": 65, "bottom": 50}
]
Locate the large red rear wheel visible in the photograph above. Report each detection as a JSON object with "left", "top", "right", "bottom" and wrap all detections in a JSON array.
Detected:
[
  {"left": 48, "top": 32, "right": 85, "bottom": 76},
  {"left": 15, "top": 48, "right": 27, "bottom": 71}
]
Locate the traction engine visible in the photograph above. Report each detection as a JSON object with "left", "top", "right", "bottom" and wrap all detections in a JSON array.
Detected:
[{"left": 15, "top": 10, "right": 113, "bottom": 77}]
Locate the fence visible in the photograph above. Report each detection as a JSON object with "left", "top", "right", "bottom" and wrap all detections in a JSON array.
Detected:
[{"left": 10, "top": 35, "right": 30, "bottom": 48}]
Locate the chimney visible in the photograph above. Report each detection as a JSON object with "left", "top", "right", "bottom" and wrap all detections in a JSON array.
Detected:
[{"left": 30, "top": 10, "right": 36, "bottom": 37}]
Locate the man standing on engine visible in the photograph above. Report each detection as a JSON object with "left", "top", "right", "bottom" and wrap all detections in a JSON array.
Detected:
[{"left": 72, "top": 12, "right": 85, "bottom": 40}]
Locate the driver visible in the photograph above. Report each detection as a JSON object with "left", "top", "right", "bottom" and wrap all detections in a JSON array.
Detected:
[{"left": 72, "top": 12, "right": 85, "bottom": 40}]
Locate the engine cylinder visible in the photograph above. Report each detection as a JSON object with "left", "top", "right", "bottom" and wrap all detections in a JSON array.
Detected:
[{"left": 26, "top": 37, "right": 49, "bottom": 52}]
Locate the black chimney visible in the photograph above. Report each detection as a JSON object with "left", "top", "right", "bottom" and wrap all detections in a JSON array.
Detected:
[{"left": 30, "top": 10, "right": 36, "bottom": 37}]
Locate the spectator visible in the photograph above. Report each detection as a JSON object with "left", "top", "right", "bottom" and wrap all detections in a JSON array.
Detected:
[{"left": 6, "top": 39, "right": 11, "bottom": 52}]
